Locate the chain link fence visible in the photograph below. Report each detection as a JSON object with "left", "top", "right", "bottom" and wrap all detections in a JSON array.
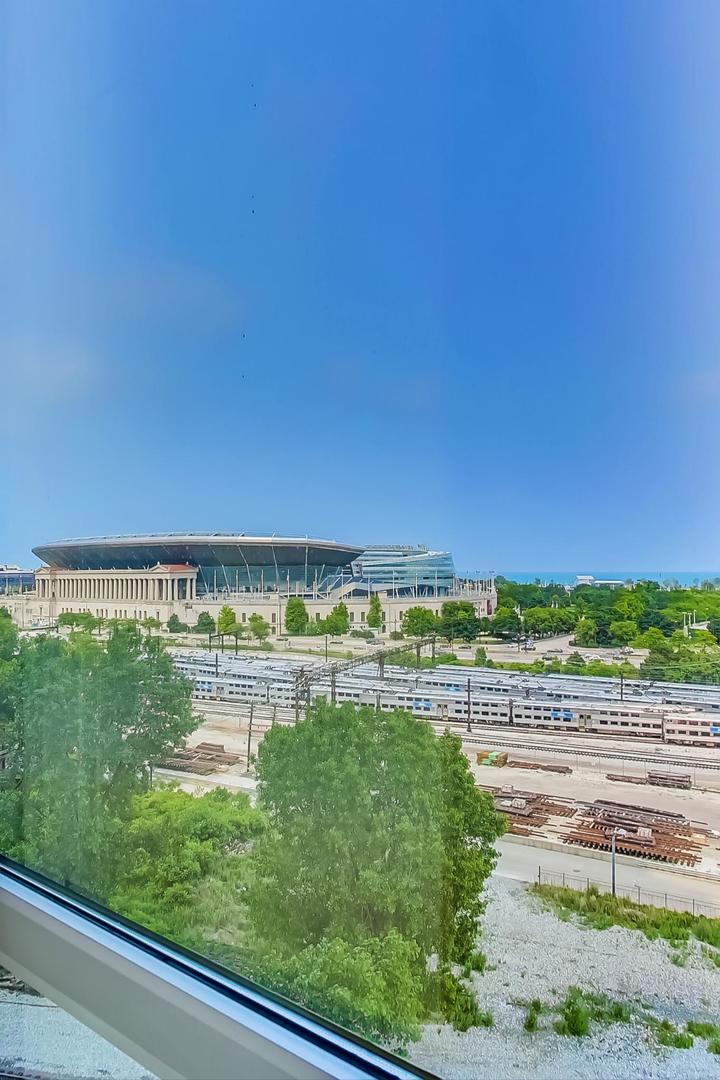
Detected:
[{"left": 536, "top": 867, "right": 720, "bottom": 919}]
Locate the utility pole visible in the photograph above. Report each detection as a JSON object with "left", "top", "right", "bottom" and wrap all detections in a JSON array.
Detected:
[
  {"left": 466, "top": 677, "right": 472, "bottom": 733},
  {"left": 246, "top": 703, "right": 254, "bottom": 772},
  {"left": 620, "top": 671, "right": 624, "bottom": 702},
  {"left": 611, "top": 827, "right": 626, "bottom": 895}
]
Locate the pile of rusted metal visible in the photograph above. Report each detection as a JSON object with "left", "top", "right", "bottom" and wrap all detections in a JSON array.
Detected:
[
  {"left": 606, "top": 771, "right": 692, "bottom": 790},
  {"left": 508, "top": 759, "right": 572, "bottom": 775},
  {"left": 562, "top": 799, "right": 706, "bottom": 866},
  {"left": 158, "top": 741, "right": 241, "bottom": 775},
  {"left": 490, "top": 785, "right": 575, "bottom": 837}
]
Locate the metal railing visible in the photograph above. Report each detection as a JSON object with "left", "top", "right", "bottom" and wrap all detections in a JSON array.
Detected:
[{"left": 536, "top": 866, "right": 720, "bottom": 918}]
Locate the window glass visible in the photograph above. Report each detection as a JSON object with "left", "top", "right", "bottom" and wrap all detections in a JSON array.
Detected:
[{"left": 2, "top": 2, "right": 720, "bottom": 1078}]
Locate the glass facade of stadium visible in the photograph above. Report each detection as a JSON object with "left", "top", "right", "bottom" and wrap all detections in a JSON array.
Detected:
[
  {"left": 340, "top": 546, "right": 456, "bottom": 597},
  {"left": 0, "top": 567, "right": 35, "bottom": 594}
]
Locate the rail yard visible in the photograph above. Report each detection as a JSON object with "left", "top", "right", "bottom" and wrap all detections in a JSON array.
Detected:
[
  {"left": 162, "top": 648, "right": 720, "bottom": 886},
  {"left": 172, "top": 648, "right": 720, "bottom": 748}
]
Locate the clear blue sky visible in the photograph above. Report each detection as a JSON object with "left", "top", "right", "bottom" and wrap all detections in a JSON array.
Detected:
[{"left": 2, "top": 1, "right": 719, "bottom": 571}]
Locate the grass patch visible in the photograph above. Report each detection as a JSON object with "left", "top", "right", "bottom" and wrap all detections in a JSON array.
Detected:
[
  {"left": 686, "top": 1021, "right": 720, "bottom": 1040},
  {"left": 554, "top": 989, "right": 591, "bottom": 1037},
  {"left": 530, "top": 884, "right": 720, "bottom": 951},
  {"left": 553, "top": 987, "right": 633, "bottom": 1037},
  {"left": 523, "top": 998, "right": 546, "bottom": 1032},
  {"left": 515, "top": 983, "right": 720, "bottom": 1058},
  {"left": 649, "top": 1018, "right": 694, "bottom": 1050},
  {"left": 701, "top": 945, "right": 720, "bottom": 969}
]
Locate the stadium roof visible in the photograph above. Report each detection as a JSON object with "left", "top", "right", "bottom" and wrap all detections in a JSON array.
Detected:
[{"left": 32, "top": 534, "right": 364, "bottom": 571}]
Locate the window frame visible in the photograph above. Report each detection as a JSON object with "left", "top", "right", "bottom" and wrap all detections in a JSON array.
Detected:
[{"left": 0, "top": 857, "right": 432, "bottom": 1080}]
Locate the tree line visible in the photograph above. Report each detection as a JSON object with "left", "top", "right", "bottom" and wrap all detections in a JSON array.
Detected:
[{"left": 0, "top": 610, "right": 505, "bottom": 1045}]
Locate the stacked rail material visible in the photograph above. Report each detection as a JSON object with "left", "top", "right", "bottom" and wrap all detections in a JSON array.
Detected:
[
  {"left": 606, "top": 772, "right": 692, "bottom": 790},
  {"left": 648, "top": 771, "right": 692, "bottom": 789},
  {"left": 508, "top": 760, "right": 572, "bottom": 775},
  {"left": 476, "top": 750, "right": 508, "bottom": 767},
  {"left": 159, "top": 741, "right": 241, "bottom": 775},
  {"left": 192, "top": 741, "right": 242, "bottom": 764},
  {"left": 489, "top": 786, "right": 575, "bottom": 837},
  {"left": 562, "top": 799, "right": 706, "bottom": 866},
  {"left": 159, "top": 751, "right": 217, "bottom": 775}
]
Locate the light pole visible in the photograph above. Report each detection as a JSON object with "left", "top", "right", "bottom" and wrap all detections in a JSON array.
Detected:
[{"left": 610, "top": 827, "right": 627, "bottom": 896}]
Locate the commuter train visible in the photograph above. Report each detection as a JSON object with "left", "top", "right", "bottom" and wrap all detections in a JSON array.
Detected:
[{"left": 172, "top": 650, "right": 720, "bottom": 749}]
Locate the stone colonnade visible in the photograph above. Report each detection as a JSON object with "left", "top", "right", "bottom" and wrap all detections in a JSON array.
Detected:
[{"left": 35, "top": 570, "right": 197, "bottom": 603}]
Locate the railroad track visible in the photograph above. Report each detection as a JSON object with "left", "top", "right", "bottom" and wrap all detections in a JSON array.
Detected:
[{"left": 193, "top": 698, "right": 720, "bottom": 771}]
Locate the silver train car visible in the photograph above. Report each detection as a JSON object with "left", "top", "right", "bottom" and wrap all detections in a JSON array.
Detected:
[{"left": 173, "top": 650, "right": 720, "bottom": 749}]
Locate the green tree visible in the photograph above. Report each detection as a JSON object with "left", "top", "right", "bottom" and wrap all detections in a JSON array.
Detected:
[
  {"left": 490, "top": 607, "right": 521, "bottom": 640},
  {"left": 247, "top": 702, "right": 504, "bottom": 1036},
  {"left": 57, "top": 611, "right": 101, "bottom": 633},
  {"left": 108, "top": 786, "right": 264, "bottom": 942},
  {"left": 325, "top": 602, "right": 349, "bottom": 636},
  {"left": 708, "top": 618, "right": 720, "bottom": 644},
  {"left": 573, "top": 617, "right": 597, "bottom": 647},
  {"left": 217, "top": 605, "right": 236, "bottom": 636},
  {"left": 248, "top": 613, "right": 271, "bottom": 644},
  {"left": 367, "top": 592, "right": 384, "bottom": 630},
  {"left": 401, "top": 606, "right": 438, "bottom": 638},
  {"left": 440, "top": 601, "right": 478, "bottom": 642},
  {"left": 142, "top": 617, "right": 161, "bottom": 634},
  {"left": 609, "top": 619, "right": 638, "bottom": 646},
  {"left": 284, "top": 597, "right": 309, "bottom": 635},
  {"left": 613, "top": 591, "right": 644, "bottom": 622},
  {"left": 195, "top": 612, "right": 216, "bottom": 635},
  {"left": 1, "top": 627, "right": 197, "bottom": 897},
  {"left": 167, "top": 614, "right": 187, "bottom": 634}
]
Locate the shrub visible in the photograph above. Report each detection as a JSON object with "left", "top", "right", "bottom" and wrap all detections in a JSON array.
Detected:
[
  {"left": 429, "top": 971, "right": 485, "bottom": 1032},
  {"left": 468, "top": 951, "right": 486, "bottom": 973},
  {"left": 523, "top": 1001, "right": 541, "bottom": 1032},
  {"left": 554, "top": 988, "right": 590, "bottom": 1037}
]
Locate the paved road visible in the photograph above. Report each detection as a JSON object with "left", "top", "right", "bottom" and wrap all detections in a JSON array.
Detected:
[{"left": 494, "top": 837, "right": 720, "bottom": 909}]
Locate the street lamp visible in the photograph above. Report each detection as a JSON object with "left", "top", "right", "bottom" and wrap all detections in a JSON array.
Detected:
[{"left": 610, "top": 827, "right": 627, "bottom": 896}]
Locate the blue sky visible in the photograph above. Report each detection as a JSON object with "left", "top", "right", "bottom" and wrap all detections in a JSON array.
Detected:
[{"left": 2, "top": 1, "right": 719, "bottom": 571}]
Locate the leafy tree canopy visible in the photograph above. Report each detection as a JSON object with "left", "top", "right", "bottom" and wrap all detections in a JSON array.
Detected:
[
  {"left": 367, "top": 592, "right": 384, "bottom": 629},
  {"left": 195, "top": 612, "right": 216, "bottom": 634},
  {"left": 1, "top": 626, "right": 197, "bottom": 897},
  {"left": 247, "top": 702, "right": 504, "bottom": 1036},
  {"left": 248, "top": 613, "right": 271, "bottom": 643},
  {"left": 401, "top": 606, "right": 438, "bottom": 638},
  {"left": 217, "top": 605, "right": 237, "bottom": 636},
  {"left": 285, "top": 596, "right": 309, "bottom": 635}
]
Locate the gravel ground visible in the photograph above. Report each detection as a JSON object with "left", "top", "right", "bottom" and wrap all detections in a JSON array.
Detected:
[
  {"left": 0, "top": 988, "right": 156, "bottom": 1079},
  {"left": 410, "top": 876, "right": 720, "bottom": 1080}
]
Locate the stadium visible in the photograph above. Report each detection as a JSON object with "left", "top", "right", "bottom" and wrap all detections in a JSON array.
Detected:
[
  {"left": 7, "top": 533, "right": 496, "bottom": 633},
  {"left": 31, "top": 534, "right": 465, "bottom": 599}
]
